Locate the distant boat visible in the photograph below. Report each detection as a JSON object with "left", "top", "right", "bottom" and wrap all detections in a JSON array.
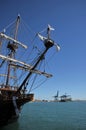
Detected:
[
  {"left": 60, "top": 94, "right": 72, "bottom": 102},
  {"left": 0, "top": 15, "right": 60, "bottom": 126},
  {"left": 54, "top": 91, "right": 72, "bottom": 102}
]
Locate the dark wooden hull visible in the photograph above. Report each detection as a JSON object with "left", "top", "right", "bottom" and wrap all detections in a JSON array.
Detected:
[{"left": 0, "top": 94, "right": 34, "bottom": 127}]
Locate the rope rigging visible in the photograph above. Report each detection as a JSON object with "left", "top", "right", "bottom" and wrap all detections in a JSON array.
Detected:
[
  {"left": 0, "top": 15, "right": 58, "bottom": 93},
  {"left": 0, "top": 19, "right": 16, "bottom": 33},
  {"left": 28, "top": 57, "right": 45, "bottom": 93},
  {"left": 31, "top": 78, "right": 48, "bottom": 92}
]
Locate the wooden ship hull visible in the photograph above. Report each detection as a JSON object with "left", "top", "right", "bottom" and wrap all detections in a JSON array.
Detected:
[{"left": 0, "top": 88, "right": 34, "bottom": 126}]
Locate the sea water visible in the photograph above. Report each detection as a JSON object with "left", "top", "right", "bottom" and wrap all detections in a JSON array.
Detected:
[{"left": 1, "top": 101, "right": 86, "bottom": 130}]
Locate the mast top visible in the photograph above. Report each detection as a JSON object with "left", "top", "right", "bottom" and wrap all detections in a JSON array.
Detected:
[
  {"left": 38, "top": 25, "right": 60, "bottom": 51},
  {"left": 17, "top": 14, "right": 20, "bottom": 18}
]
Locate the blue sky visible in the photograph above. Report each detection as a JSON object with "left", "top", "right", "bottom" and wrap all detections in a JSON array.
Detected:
[{"left": 0, "top": 0, "right": 86, "bottom": 100}]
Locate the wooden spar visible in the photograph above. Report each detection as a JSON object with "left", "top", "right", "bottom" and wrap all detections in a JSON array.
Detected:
[
  {"left": 0, "top": 74, "right": 16, "bottom": 79},
  {"left": 0, "top": 54, "right": 52, "bottom": 77},
  {"left": 10, "top": 63, "right": 52, "bottom": 78},
  {"left": 0, "top": 54, "right": 32, "bottom": 68},
  {"left": 0, "top": 33, "right": 27, "bottom": 49}
]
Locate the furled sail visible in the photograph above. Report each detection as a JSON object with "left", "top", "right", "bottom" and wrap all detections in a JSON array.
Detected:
[
  {"left": 0, "top": 54, "right": 52, "bottom": 78},
  {"left": 0, "top": 33, "right": 27, "bottom": 49}
]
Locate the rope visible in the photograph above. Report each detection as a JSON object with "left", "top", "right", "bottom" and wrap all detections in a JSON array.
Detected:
[
  {"left": 17, "top": 34, "right": 37, "bottom": 65},
  {"left": 28, "top": 74, "right": 38, "bottom": 93},
  {"left": 20, "top": 17, "right": 35, "bottom": 34},
  {"left": 0, "top": 19, "right": 16, "bottom": 32},
  {"left": 38, "top": 27, "right": 47, "bottom": 34},
  {"left": 31, "top": 78, "right": 48, "bottom": 91},
  {"left": 28, "top": 59, "right": 46, "bottom": 93}
]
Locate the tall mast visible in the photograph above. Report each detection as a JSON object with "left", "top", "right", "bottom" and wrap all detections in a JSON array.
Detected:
[
  {"left": 17, "top": 25, "right": 57, "bottom": 93},
  {"left": 14, "top": 15, "right": 20, "bottom": 40},
  {"left": 6, "top": 15, "right": 20, "bottom": 86},
  {"left": 13, "top": 24, "right": 60, "bottom": 93},
  {"left": 17, "top": 35, "right": 54, "bottom": 93}
]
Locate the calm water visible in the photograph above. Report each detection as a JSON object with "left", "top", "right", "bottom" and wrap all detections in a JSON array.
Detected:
[{"left": 1, "top": 101, "right": 86, "bottom": 130}]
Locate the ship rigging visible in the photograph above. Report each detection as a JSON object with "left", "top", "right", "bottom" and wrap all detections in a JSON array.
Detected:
[{"left": 0, "top": 15, "right": 60, "bottom": 126}]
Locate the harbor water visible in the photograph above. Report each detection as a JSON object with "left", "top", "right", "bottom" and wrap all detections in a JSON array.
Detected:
[{"left": 1, "top": 101, "right": 86, "bottom": 130}]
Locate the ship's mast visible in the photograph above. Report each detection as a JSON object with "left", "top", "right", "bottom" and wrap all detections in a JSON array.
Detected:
[
  {"left": 17, "top": 47, "right": 49, "bottom": 92},
  {"left": 17, "top": 27, "right": 54, "bottom": 93},
  {"left": 14, "top": 15, "right": 20, "bottom": 40},
  {"left": 6, "top": 15, "right": 20, "bottom": 87}
]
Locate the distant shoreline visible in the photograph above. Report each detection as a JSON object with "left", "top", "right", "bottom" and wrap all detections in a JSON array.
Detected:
[{"left": 34, "top": 99, "right": 86, "bottom": 102}]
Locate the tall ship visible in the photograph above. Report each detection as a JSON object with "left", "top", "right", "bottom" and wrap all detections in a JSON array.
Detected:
[{"left": 0, "top": 15, "right": 60, "bottom": 126}]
